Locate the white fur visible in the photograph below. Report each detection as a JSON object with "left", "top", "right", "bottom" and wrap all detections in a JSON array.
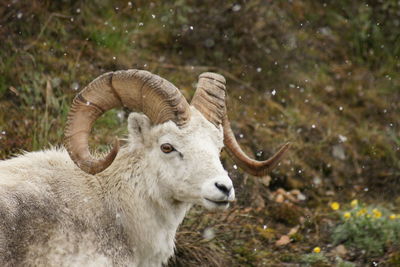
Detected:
[{"left": 0, "top": 108, "right": 234, "bottom": 266}]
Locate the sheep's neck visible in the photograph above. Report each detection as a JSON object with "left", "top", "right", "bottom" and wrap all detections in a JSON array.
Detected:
[{"left": 98, "top": 147, "right": 190, "bottom": 263}]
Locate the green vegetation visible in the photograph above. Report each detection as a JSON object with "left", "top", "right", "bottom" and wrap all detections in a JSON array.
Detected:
[
  {"left": 300, "top": 252, "right": 330, "bottom": 267},
  {"left": 332, "top": 201, "right": 400, "bottom": 257},
  {"left": 336, "top": 258, "right": 356, "bottom": 267},
  {"left": 1, "top": 0, "right": 399, "bottom": 266}
]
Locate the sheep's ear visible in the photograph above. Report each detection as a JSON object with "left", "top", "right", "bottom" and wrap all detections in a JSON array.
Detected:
[{"left": 128, "top": 112, "right": 151, "bottom": 144}]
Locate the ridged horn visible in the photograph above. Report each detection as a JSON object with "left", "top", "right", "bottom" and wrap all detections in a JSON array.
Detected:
[
  {"left": 191, "top": 72, "right": 289, "bottom": 176},
  {"left": 65, "top": 69, "right": 191, "bottom": 175},
  {"left": 191, "top": 72, "right": 226, "bottom": 127}
]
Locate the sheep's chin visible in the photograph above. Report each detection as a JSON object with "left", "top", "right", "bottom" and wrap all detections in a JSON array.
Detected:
[{"left": 201, "top": 198, "right": 230, "bottom": 211}]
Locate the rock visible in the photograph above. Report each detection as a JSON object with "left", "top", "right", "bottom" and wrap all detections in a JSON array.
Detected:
[
  {"left": 287, "top": 226, "right": 299, "bottom": 236},
  {"left": 290, "top": 189, "right": 306, "bottom": 201},
  {"left": 332, "top": 245, "right": 347, "bottom": 257},
  {"left": 313, "top": 176, "right": 322, "bottom": 186},
  {"left": 260, "top": 175, "right": 271, "bottom": 187},
  {"left": 202, "top": 227, "right": 215, "bottom": 241},
  {"left": 276, "top": 235, "right": 291, "bottom": 246},
  {"left": 332, "top": 144, "right": 346, "bottom": 160},
  {"left": 275, "top": 194, "right": 285, "bottom": 203}
]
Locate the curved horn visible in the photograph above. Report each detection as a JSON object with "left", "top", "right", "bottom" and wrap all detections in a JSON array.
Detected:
[
  {"left": 65, "top": 69, "right": 191, "bottom": 175},
  {"left": 223, "top": 116, "right": 290, "bottom": 176},
  {"left": 191, "top": 72, "right": 289, "bottom": 176}
]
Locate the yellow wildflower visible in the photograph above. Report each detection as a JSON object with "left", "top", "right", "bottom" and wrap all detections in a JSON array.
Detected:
[
  {"left": 313, "top": 247, "right": 321, "bottom": 253},
  {"left": 350, "top": 199, "right": 358, "bottom": 208},
  {"left": 356, "top": 208, "right": 367, "bottom": 217},
  {"left": 372, "top": 209, "right": 382, "bottom": 219},
  {"left": 330, "top": 202, "right": 340, "bottom": 211},
  {"left": 344, "top": 212, "right": 351, "bottom": 219},
  {"left": 389, "top": 214, "right": 396, "bottom": 220}
]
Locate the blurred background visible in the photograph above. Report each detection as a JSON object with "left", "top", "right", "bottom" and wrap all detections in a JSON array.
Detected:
[{"left": 1, "top": 0, "right": 399, "bottom": 266}]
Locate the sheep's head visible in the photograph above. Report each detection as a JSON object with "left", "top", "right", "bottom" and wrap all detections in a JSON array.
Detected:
[
  {"left": 127, "top": 108, "right": 232, "bottom": 210},
  {"left": 64, "top": 70, "right": 289, "bottom": 210}
]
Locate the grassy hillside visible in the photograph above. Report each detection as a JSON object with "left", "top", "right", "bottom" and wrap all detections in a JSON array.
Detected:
[{"left": 1, "top": 0, "right": 399, "bottom": 265}]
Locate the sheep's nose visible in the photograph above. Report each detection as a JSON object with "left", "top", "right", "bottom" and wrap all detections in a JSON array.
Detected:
[{"left": 215, "top": 182, "right": 232, "bottom": 197}]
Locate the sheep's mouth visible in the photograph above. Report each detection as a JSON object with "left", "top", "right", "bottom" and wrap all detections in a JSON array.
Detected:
[{"left": 205, "top": 198, "right": 229, "bottom": 206}]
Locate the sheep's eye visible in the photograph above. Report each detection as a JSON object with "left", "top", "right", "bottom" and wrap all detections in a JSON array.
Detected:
[{"left": 160, "top": 143, "right": 174, "bottom": 154}]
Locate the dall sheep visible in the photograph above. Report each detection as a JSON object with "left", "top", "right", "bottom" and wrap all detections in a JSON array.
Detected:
[{"left": 0, "top": 70, "right": 289, "bottom": 266}]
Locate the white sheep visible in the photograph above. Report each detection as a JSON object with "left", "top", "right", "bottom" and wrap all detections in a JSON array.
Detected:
[{"left": 0, "top": 70, "right": 289, "bottom": 266}]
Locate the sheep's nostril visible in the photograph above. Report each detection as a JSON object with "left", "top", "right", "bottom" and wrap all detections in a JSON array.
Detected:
[{"left": 215, "top": 182, "right": 231, "bottom": 196}]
